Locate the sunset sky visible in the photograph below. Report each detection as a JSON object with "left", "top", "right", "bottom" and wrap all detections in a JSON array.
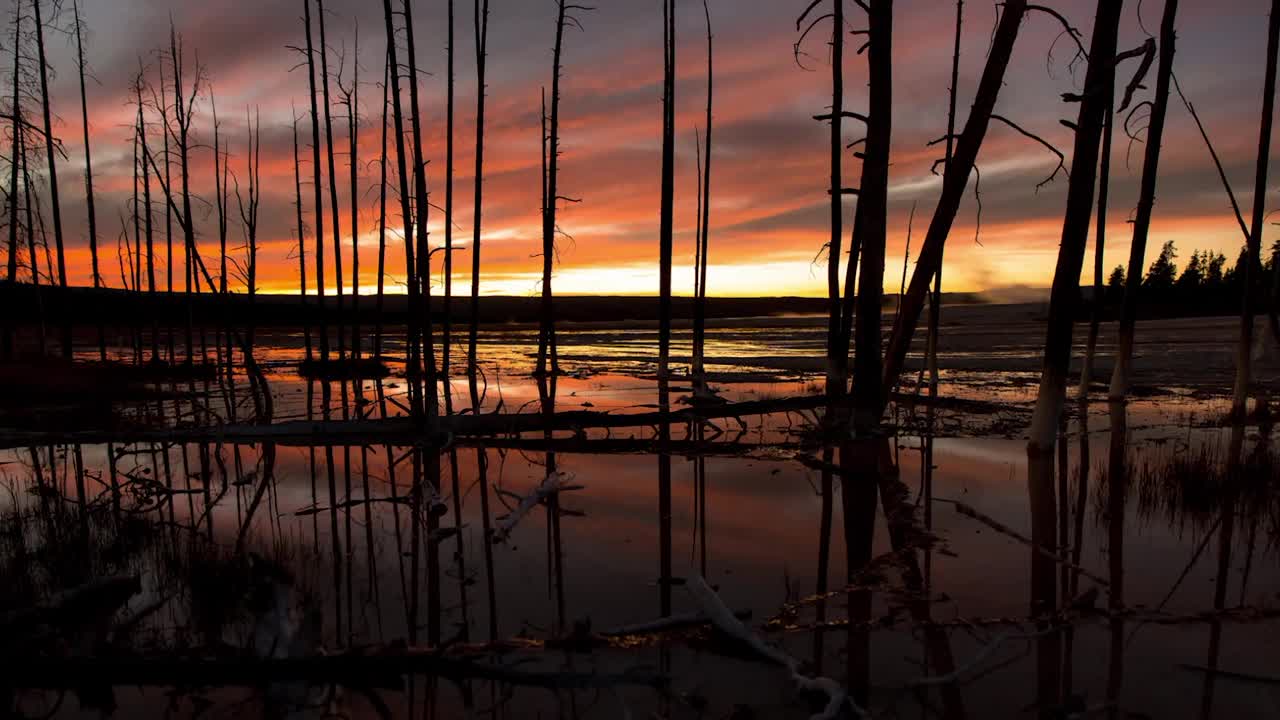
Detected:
[{"left": 18, "top": 0, "right": 1279, "bottom": 297}]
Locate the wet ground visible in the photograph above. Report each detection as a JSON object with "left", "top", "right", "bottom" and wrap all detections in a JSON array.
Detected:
[{"left": 2, "top": 306, "right": 1278, "bottom": 718}]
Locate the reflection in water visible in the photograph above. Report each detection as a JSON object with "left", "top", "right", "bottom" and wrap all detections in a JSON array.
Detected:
[{"left": 0, "top": 329, "right": 1278, "bottom": 719}]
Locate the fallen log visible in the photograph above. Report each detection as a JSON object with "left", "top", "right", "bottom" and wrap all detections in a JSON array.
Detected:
[
  {"left": 0, "top": 391, "right": 1018, "bottom": 449},
  {"left": 0, "top": 649, "right": 667, "bottom": 691}
]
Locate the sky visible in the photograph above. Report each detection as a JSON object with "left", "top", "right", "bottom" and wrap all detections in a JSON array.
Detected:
[{"left": 10, "top": 0, "right": 1279, "bottom": 297}]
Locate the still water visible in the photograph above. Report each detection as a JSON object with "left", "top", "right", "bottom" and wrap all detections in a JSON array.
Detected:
[{"left": 2, "top": 314, "right": 1278, "bottom": 718}]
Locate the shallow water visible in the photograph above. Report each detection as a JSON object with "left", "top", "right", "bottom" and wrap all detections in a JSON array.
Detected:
[{"left": 3, "top": 316, "right": 1279, "bottom": 719}]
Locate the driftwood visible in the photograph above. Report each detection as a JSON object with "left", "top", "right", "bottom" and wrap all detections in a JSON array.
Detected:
[
  {"left": 0, "top": 649, "right": 666, "bottom": 691},
  {"left": 492, "top": 471, "right": 583, "bottom": 543},
  {"left": 687, "top": 575, "right": 861, "bottom": 720},
  {"left": 0, "top": 391, "right": 1016, "bottom": 449}
]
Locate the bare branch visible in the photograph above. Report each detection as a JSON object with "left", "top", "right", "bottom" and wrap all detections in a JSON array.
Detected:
[{"left": 990, "top": 114, "right": 1068, "bottom": 190}]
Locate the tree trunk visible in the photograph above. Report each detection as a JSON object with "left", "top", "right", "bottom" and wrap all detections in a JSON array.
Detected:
[
  {"left": 379, "top": 0, "right": 422, "bottom": 419},
  {"left": 658, "top": 0, "right": 675, "bottom": 380},
  {"left": 1109, "top": 0, "right": 1179, "bottom": 401},
  {"left": 32, "top": 0, "right": 71, "bottom": 359},
  {"left": 5, "top": 13, "right": 22, "bottom": 360},
  {"left": 692, "top": 0, "right": 712, "bottom": 382},
  {"left": 849, "top": 0, "right": 893, "bottom": 433},
  {"left": 348, "top": 30, "right": 361, "bottom": 362},
  {"left": 399, "top": 0, "right": 443, "bottom": 648},
  {"left": 1028, "top": 0, "right": 1125, "bottom": 451},
  {"left": 824, "top": 0, "right": 845, "bottom": 399},
  {"left": 468, "top": 0, "right": 490, "bottom": 406},
  {"left": 374, "top": 53, "right": 389, "bottom": 361},
  {"left": 879, "top": 0, "right": 1029, "bottom": 412},
  {"left": 303, "top": 0, "right": 329, "bottom": 364},
  {"left": 316, "top": 0, "right": 346, "bottom": 362},
  {"left": 1232, "top": 0, "right": 1280, "bottom": 419},
  {"left": 159, "top": 60, "right": 175, "bottom": 363},
  {"left": 443, "top": 0, "right": 455, "bottom": 386},
  {"left": 139, "top": 86, "right": 157, "bottom": 363},
  {"left": 73, "top": 0, "right": 105, "bottom": 361},
  {"left": 926, "top": 0, "right": 964, "bottom": 400},
  {"left": 537, "top": 3, "right": 581, "bottom": 377},
  {"left": 292, "top": 110, "right": 312, "bottom": 362},
  {"left": 1079, "top": 76, "right": 1114, "bottom": 399},
  {"left": 402, "top": 0, "right": 440, "bottom": 421}
]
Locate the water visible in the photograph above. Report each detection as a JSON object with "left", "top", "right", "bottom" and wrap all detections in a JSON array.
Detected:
[{"left": 2, "top": 312, "right": 1278, "bottom": 718}]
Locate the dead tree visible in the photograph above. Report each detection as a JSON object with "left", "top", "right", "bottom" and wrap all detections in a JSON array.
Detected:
[
  {"left": 292, "top": 108, "right": 312, "bottom": 361},
  {"left": 235, "top": 107, "right": 261, "bottom": 356},
  {"left": 846, "top": 0, "right": 893, "bottom": 432},
  {"left": 927, "top": 0, "right": 965, "bottom": 399},
  {"left": 373, "top": 52, "right": 389, "bottom": 360},
  {"left": 4, "top": 6, "right": 23, "bottom": 360},
  {"left": 1232, "top": 0, "right": 1280, "bottom": 419},
  {"left": 401, "top": 0, "right": 440, "bottom": 420},
  {"left": 158, "top": 55, "right": 174, "bottom": 361},
  {"left": 796, "top": 0, "right": 845, "bottom": 399},
  {"left": 1078, "top": 61, "right": 1115, "bottom": 398},
  {"left": 1109, "top": 0, "right": 1179, "bottom": 401},
  {"left": 879, "top": 0, "right": 1030, "bottom": 413},
  {"left": 1027, "top": 0, "right": 1126, "bottom": 455},
  {"left": 658, "top": 0, "right": 675, "bottom": 379},
  {"left": 443, "top": 0, "right": 455, "bottom": 387},
  {"left": 72, "top": 0, "right": 104, "bottom": 361},
  {"left": 302, "top": 0, "right": 329, "bottom": 364},
  {"left": 31, "top": 0, "right": 69, "bottom": 358},
  {"left": 161, "top": 24, "right": 204, "bottom": 365},
  {"left": 316, "top": 0, "right": 346, "bottom": 362},
  {"left": 379, "top": 0, "right": 423, "bottom": 418},
  {"left": 691, "top": 0, "right": 712, "bottom": 381},
  {"left": 213, "top": 93, "right": 229, "bottom": 372},
  {"left": 131, "top": 93, "right": 142, "bottom": 362},
  {"left": 137, "top": 72, "right": 158, "bottom": 363},
  {"left": 338, "top": 27, "right": 360, "bottom": 361},
  {"left": 468, "top": 0, "right": 490, "bottom": 404},
  {"left": 537, "top": 1, "right": 590, "bottom": 377}
]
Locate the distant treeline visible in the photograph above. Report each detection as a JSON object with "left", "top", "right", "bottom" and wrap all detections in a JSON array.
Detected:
[
  {"left": 1085, "top": 240, "right": 1280, "bottom": 319},
  {"left": 0, "top": 282, "right": 992, "bottom": 328}
]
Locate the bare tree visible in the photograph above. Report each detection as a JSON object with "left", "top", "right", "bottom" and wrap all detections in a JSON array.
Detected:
[
  {"left": 137, "top": 71, "right": 157, "bottom": 363},
  {"left": 158, "top": 52, "right": 174, "bottom": 361},
  {"left": 379, "top": 0, "right": 423, "bottom": 419},
  {"left": 401, "top": 0, "right": 440, "bottom": 420},
  {"left": 443, "top": 0, "right": 455, "bottom": 389},
  {"left": 72, "top": 0, "right": 104, "bottom": 361},
  {"left": 796, "top": 0, "right": 845, "bottom": 399},
  {"left": 212, "top": 93, "right": 229, "bottom": 372},
  {"left": 4, "top": 6, "right": 24, "bottom": 359},
  {"left": 468, "top": 0, "right": 490, "bottom": 404},
  {"left": 31, "top": 0, "right": 69, "bottom": 358},
  {"left": 373, "top": 52, "right": 388, "bottom": 360},
  {"left": 338, "top": 26, "right": 360, "bottom": 361},
  {"left": 1078, "top": 61, "right": 1116, "bottom": 399},
  {"left": 1028, "top": 1, "right": 1126, "bottom": 452},
  {"left": 303, "top": 0, "right": 329, "bottom": 364},
  {"left": 537, "top": 1, "right": 590, "bottom": 377},
  {"left": 1109, "top": 0, "right": 1179, "bottom": 401},
  {"left": 1232, "top": 0, "right": 1280, "bottom": 419},
  {"left": 879, "top": 0, "right": 1030, "bottom": 412},
  {"left": 691, "top": 0, "right": 712, "bottom": 382},
  {"left": 235, "top": 107, "right": 261, "bottom": 356},
  {"left": 292, "top": 108, "right": 312, "bottom": 362},
  {"left": 926, "top": 0, "right": 965, "bottom": 399},
  {"left": 316, "top": 0, "right": 346, "bottom": 362},
  {"left": 658, "top": 0, "right": 674, "bottom": 380},
  {"left": 847, "top": 0, "right": 893, "bottom": 432}
]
